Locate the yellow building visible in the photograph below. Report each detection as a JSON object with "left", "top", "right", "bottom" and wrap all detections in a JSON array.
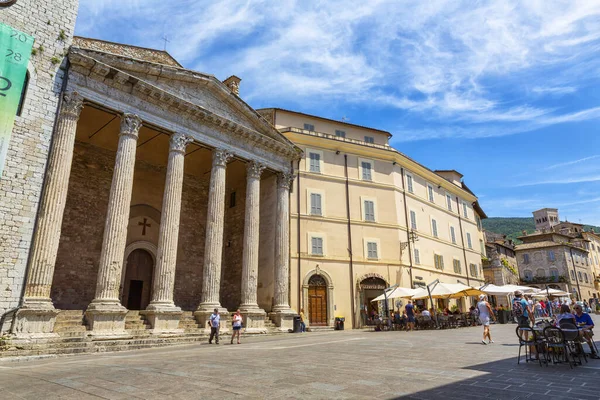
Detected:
[{"left": 258, "top": 109, "right": 487, "bottom": 328}]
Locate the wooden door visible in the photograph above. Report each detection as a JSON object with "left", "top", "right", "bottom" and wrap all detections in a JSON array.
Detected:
[
  {"left": 308, "top": 285, "right": 327, "bottom": 326},
  {"left": 123, "top": 249, "right": 154, "bottom": 310}
]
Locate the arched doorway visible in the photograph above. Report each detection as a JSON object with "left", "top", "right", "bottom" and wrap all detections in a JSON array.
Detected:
[
  {"left": 122, "top": 249, "right": 154, "bottom": 310},
  {"left": 308, "top": 275, "right": 328, "bottom": 326},
  {"left": 359, "top": 275, "right": 387, "bottom": 325}
]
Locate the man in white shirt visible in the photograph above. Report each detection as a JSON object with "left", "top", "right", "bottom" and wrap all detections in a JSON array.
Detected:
[{"left": 208, "top": 308, "right": 220, "bottom": 345}]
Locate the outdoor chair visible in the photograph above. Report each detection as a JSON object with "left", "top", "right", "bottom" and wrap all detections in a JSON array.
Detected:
[
  {"left": 559, "top": 321, "right": 587, "bottom": 365},
  {"left": 516, "top": 326, "right": 540, "bottom": 365},
  {"left": 543, "top": 326, "right": 573, "bottom": 368}
]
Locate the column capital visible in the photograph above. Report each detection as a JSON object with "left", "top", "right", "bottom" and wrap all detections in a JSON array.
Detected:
[
  {"left": 246, "top": 161, "right": 266, "bottom": 180},
  {"left": 277, "top": 172, "right": 295, "bottom": 190},
  {"left": 169, "top": 132, "right": 192, "bottom": 154},
  {"left": 120, "top": 113, "right": 143, "bottom": 139},
  {"left": 60, "top": 91, "right": 84, "bottom": 120},
  {"left": 213, "top": 148, "right": 233, "bottom": 167}
]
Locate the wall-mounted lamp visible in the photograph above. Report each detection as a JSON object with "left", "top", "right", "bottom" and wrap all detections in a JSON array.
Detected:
[
  {"left": 392, "top": 161, "right": 397, "bottom": 165},
  {"left": 335, "top": 150, "right": 340, "bottom": 155},
  {"left": 437, "top": 185, "right": 442, "bottom": 189}
]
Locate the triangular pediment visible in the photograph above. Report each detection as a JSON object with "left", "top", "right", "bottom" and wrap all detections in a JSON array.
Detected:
[{"left": 70, "top": 44, "right": 298, "bottom": 151}]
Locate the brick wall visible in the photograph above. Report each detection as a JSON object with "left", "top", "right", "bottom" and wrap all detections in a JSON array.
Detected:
[{"left": 0, "top": 0, "right": 79, "bottom": 319}]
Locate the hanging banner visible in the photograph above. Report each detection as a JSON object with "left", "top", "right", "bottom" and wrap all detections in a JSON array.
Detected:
[{"left": 0, "top": 22, "right": 33, "bottom": 179}]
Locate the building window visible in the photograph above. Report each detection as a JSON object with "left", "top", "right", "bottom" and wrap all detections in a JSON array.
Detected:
[
  {"left": 450, "top": 226, "right": 456, "bottom": 244},
  {"left": 406, "top": 173, "right": 414, "bottom": 193},
  {"left": 363, "top": 200, "right": 375, "bottom": 222},
  {"left": 311, "top": 236, "right": 323, "bottom": 255},
  {"left": 524, "top": 270, "right": 533, "bottom": 280},
  {"left": 469, "top": 263, "right": 478, "bottom": 277},
  {"left": 308, "top": 152, "right": 321, "bottom": 173},
  {"left": 431, "top": 219, "right": 438, "bottom": 238},
  {"left": 570, "top": 270, "right": 575, "bottom": 280},
  {"left": 335, "top": 129, "right": 346, "bottom": 138},
  {"left": 16, "top": 71, "right": 29, "bottom": 117},
  {"left": 462, "top": 202, "right": 468, "bottom": 218},
  {"left": 364, "top": 136, "right": 374, "bottom": 144},
  {"left": 536, "top": 268, "right": 545, "bottom": 277},
  {"left": 584, "top": 273, "right": 589, "bottom": 283},
  {"left": 410, "top": 210, "right": 417, "bottom": 230},
  {"left": 229, "top": 191, "right": 236, "bottom": 208},
  {"left": 361, "top": 161, "right": 373, "bottom": 181},
  {"left": 476, "top": 215, "right": 482, "bottom": 231},
  {"left": 466, "top": 232, "right": 472, "bottom": 249},
  {"left": 480, "top": 239, "right": 485, "bottom": 254},
  {"left": 304, "top": 123, "right": 315, "bottom": 131},
  {"left": 548, "top": 250, "right": 555, "bottom": 261},
  {"left": 578, "top": 271, "right": 583, "bottom": 281},
  {"left": 310, "top": 193, "right": 322, "bottom": 216},
  {"left": 550, "top": 268, "right": 559, "bottom": 279},
  {"left": 427, "top": 184, "right": 435, "bottom": 203},
  {"left": 523, "top": 254, "right": 530, "bottom": 264},
  {"left": 453, "top": 259, "right": 461, "bottom": 274},
  {"left": 367, "top": 241, "right": 378, "bottom": 259},
  {"left": 414, "top": 248, "right": 420, "bottom": 264},
  {"left": 446, "top": 194, "right": 453, "bottom": 211},
  {"left": 434, "top": 254, "right": 444, "bottom": 270}
]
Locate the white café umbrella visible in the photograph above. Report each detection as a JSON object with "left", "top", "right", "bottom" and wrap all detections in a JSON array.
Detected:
[
  {"left": 412, "top": 282, "right": 484, "bottom": 300},
  {"left": 532, "top": 288, "right": 570, "bottom": 298},
  {"left": 479, "top": 284, "right": 538, "bottom": 296},
  {"left": 371, "top": 287, "right": 418, "bottom": 302}
]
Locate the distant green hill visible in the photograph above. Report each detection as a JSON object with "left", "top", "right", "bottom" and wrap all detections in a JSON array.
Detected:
[{"left": 482, "top": 217, "right": 600, "bottom": 244}]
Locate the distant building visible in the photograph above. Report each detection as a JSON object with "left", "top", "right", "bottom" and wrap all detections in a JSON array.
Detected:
[
  {"left": 515, "top": 209, "right": 597, "bottom": 301},
  {"left": 483, "top": 231, "right": 519, "bottom": 289}
]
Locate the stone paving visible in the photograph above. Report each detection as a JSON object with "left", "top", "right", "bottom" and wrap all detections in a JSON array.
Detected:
[{"left": 1, "top": 318, "right": 600, "bottom": 399}]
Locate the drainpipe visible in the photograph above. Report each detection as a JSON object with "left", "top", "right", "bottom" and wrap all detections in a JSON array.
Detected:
[
  {"left": 457, "top": 196, "right": 471, "bottom": 287},
  {"left": 568, "top": 247, "right": 583, "bottom": 300},
  {"left": 400, "top": 168, "right": 414, "bottom": 288},
  {"left": 344, "top": 155, "right": 356, "bottom": 328},
  {"left": 296, "top": 160, "right": 302, "bottom": 311}
]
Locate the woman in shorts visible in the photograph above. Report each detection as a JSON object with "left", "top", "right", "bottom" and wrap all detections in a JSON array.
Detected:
[
  {"left": 231, "top": 309, "right": 243, "bottom": 344},
  {"left": 477, "top": 294, "right": 495, "bottom": 345}
]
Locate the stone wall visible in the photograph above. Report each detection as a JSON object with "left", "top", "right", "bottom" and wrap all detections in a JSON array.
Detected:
[{"left": 0, "top": 0, "right": 79, "bottom": 321}]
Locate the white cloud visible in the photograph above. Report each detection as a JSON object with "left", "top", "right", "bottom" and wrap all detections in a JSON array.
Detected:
[
  {"left": 543, "top": 155, "right": 600, "bottom": 170},
  {"left": 76, "top": 0, "right": 600, "bottom": 139}
]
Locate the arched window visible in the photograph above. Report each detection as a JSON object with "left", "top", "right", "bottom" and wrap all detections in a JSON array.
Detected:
[
  {"left": 536, "top": 268, "right": 546, "bottom": 278},
  {"left": 584, "top": 273, "right": 589, "bottom": 283},
  {"left": 524, "top": 270, "right": 533, "bottom": 281},
  {"left": 570, "top": 270, "right": 575, "bottom": 280},
  {"left": 16, "top": 71, "right": 29, "bottom": 116},
  {"left": 549, "top": 268, "right": 559, "bottom": 280}
]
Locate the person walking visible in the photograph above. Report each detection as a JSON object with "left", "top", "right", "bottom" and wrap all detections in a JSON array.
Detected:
[
  {"left": 477, "top": 294, "right": 495, "bottom": 345},
  {"left": 299, "top": 308, "right": 306, "bottom": 332},
  {"left": 231, "top": 309, "right": 243, "bottom": 344},
  {"left": 208, "top": 308, "right": 220, "bottom": 345}
]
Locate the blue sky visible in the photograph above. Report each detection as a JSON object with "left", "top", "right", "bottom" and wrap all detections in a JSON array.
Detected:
[{"left": 75, "top": 0, "right": 600, "bottom": 225}]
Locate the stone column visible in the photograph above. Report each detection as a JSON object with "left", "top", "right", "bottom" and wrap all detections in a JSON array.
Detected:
[
  {"left": 269, "top": 172, "right": 297, "bottom": 331},
  {"left": 85, "top": 113, "right": 142, "bottom": 339},
  {"left": 194, "top": 148, "right": 233, "bottom": 331},
  {"left": 13, "top": 92, "right": 84, "bottom": 338},
  {"left": 239, "top": 161, "right": 267, "bottom": 333},
  {"left": 143, "top": 133, "right": 191, "bottom": 335}
]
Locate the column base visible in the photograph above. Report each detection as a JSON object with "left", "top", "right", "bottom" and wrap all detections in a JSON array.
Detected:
[
  {"left": 239, "top": 306, "right": 267, "bottom": 334},
  {"left": 85, "top": 300, "right": 130, "bottom": 340},
  {"left": 269, "top": 307, "right": 298, "bottom": 332},
  {"left": 194, "top": 306, "right": 229, "bottom": 334},
  {"left": 12, "top": 299, "right": 59, "bottom": 338},
  {"left": 141, "top": 303, "right": 184, "bottom": 335}
]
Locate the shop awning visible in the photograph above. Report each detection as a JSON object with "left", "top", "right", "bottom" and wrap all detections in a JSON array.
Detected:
[
  {"left": 478, "top": 284, "right": 538, "bottom": 296},
  {"left": 411, "top": 282, "right": 485, "bottom": 300},
  {"left": 371, "top": 287, "right": 419, "bottom": 302}
]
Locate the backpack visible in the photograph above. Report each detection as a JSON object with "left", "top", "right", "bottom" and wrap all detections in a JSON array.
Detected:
[{"left": 512, "top": 299, "right": 524, "bottom": 318}]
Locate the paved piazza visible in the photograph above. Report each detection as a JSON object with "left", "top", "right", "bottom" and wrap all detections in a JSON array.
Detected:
[{"left": 1, "top": 320, "right": 600, "bottom": 400}]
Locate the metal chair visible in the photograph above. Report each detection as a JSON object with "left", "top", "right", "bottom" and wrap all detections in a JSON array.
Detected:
[
  {"left": 516, "top": 326, "right": 538, "bottom": 365},
  {"left": 543, "top": 326, "right": 573, "bottom": 368},
  {"left": 559, "top": 320, "right": 587, "bottom": 365}
]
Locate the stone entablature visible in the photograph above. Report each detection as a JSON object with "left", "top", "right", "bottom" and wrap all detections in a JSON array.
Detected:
[{"left": 73, "top": 37, "right": 182, "bottom": 67}]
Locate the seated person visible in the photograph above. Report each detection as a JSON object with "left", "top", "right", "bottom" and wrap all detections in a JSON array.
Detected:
[
  {"left": 555, "top": 304, "right": 577, "bottom": 327},
  {"left": 421, "top": 308, "right": 431, "bottom": 318},
  {"left": 573, "top": 304, "right": 599, "bottom": 359}
]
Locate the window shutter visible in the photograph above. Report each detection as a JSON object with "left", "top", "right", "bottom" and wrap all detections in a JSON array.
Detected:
[
  {"left": 364, "top": 200, "right": 375, "bottom": 221},
  {"left": 309, "top": 153, "right": 320, "bottom": 172},
  {"left": 467, "top": 233, "right": 472, "bottom": 248},
  {"left": 362, "top": 162, "right": 372, "bottom": 180},
  {"left": 414, "top": 249, "right": 420, "bottom": 264},
  {"left": 432, "top": 219, "right": 438, "bottom": 237},
  {"left": 407, "top": 175, "right": 413, "bottom": 193},
  {"left": 450, "top": 226, "right": 456, "bottom": 244},
  {"left": 410, "top": 211, "right": 417, "bottom": 230}
]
